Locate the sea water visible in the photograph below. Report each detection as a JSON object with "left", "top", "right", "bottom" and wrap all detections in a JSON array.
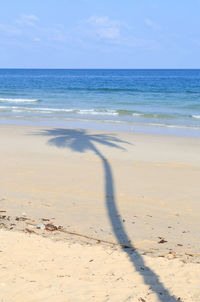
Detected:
[{"left": 0, "top": 69, "right": 200, "bottom": 135}]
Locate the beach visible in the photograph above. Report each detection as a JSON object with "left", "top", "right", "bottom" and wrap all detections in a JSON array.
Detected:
[
  {"left": 1, "top": 0, "right": 200, "bottom": 299},
  {"left": 0, "top": 123, "right": 200, "bottom": 301}
]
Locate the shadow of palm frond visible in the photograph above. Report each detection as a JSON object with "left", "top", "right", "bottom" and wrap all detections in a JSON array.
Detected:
[
  {"left": 40, "top": 128, "right": 129, "bottom": 152},
  {"left": 34, "top": 128, "right": 179, "bottom": 302}
]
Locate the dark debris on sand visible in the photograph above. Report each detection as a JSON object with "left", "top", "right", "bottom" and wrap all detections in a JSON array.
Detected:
[{"left": 0, "top": 210, "right": 199, "bottom": 264}]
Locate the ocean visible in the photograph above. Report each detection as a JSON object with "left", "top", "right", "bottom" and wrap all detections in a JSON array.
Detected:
[{"left": 0, "top": 69, "right": 200, "bottom": 135}]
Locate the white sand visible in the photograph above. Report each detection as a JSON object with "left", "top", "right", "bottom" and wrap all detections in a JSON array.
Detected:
[
  {"left": 0, "top": 124, "right": 200, "bottom": 301},
  {"left": 0, "top": 230, "right": 199, "bottom": 302}
]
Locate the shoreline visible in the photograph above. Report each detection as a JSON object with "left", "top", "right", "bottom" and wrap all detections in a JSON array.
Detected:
[{"left": 1, "top": 117, "right": 200, "bottom": 138}]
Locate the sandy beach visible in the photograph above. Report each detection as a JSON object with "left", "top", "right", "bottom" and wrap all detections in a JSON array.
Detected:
[{"left": 0, "top": 124, "right": 200, "bottom": 301}]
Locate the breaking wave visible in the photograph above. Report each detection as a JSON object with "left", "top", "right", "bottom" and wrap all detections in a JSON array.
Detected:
[{"left": 0, "top": 98, "right": 40, "bottom": 103}]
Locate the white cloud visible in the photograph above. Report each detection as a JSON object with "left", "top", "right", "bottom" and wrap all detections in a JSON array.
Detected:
[
  {"left": 145, "top": 18, "right": 161, "bottom": 30},
  {"left": 0, "top": 14, "right": 69, "bottom": 45},
  {"left": 48, "top": 28, "right": 67, "bottom": 42},
  {"left": 74, "top": 15, "right": 159, "bottom": 51},
  {"left": 86, "top": 16, "right": 124, "bottom": 40},
  {"left": 16, "top": 14, "right": 39, "bottom": 27},
  {"left": 0, "top": 14, "right": 161, "bottom": 53},
  {"left": 0, "top": 15, "right": 39, "bottom": 40},
  {"left": 33, "top": 37, "right": 41, "bottom": 42},
  {"left": 0, "top": 24, "right": 22, "bottom": 36}
]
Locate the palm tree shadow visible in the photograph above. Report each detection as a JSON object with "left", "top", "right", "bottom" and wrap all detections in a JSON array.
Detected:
[{"left": 35, "top": 128, "right": 179, "bottom": 302}]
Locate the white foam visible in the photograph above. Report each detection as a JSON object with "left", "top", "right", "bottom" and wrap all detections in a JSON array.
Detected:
[
  {"left": 12, "top": 109, "right": 24, "bottom": 113},
  {"left": 192, "top": 115, "right": 200, "bottom": 119},
  {"left": 0, "top": 98, "right": 40, "bottom": 103},
  {"left": 0, "top": 106, "right": 119, "bottom": 116},
  {"left": 132, "top": 113, "right": 143, "bottom": 116},
  {"left": 148, "top": 123, "right": 200, "bottom": 130},
  {"left": 0, "top": 106, "right": 76, "bottom": 113},
  {"left": 78, "top": 109, "right": 118, "bottom": 116},
  {"left": 31, "top": 108, "right": 75, "bottom": 112}
]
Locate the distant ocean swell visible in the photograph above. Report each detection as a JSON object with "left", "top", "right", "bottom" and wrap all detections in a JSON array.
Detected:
[{"left": 1, "top": 88, "right": 200, "bottom": 94}]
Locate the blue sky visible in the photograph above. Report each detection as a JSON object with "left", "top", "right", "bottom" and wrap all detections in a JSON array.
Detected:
[{"left": 0, "top": 0, "right": 200, "bottom": 68}]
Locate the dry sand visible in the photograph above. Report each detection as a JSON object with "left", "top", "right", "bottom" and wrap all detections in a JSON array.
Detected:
[
  {"left": 0, "top": 124, "right": 200, "bottom": 301},
  {"left": 0, "top": 229, "right": 199, "bottom": 302}
]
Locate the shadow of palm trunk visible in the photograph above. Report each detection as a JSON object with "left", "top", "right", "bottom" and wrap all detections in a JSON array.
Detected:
[
  {"left": 93, "top": 145, "right": 178, "bottom": 302},
  {"left": 33, "top": 129, "right": 180, "bottom": 302}
]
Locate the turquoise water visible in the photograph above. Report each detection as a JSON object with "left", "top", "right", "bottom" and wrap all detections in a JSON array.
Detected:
[{"left": 0, "top": 69, "right": 200, "bottom": 133}]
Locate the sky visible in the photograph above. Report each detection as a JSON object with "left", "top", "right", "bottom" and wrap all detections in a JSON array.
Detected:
[{"left": 0, "top": 0, "right": 200, "bottom": 68}]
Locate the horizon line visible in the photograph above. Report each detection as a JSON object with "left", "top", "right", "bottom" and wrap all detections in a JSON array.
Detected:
[{"left": 0, "top": 68, "right": 200, "bottom": 70}]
